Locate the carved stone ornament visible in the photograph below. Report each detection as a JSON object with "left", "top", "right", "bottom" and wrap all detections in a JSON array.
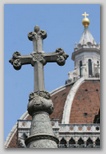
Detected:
[
  {"left": 27, "top": 91, "right": 53, "bottom": 116},
  {"left": 28, "top": 26, "right": 47, "bottom": 41},
  {"left": 55, "top": 48, "right": 69, "bottom": 66},
  {"left": 29, "top": 91, "right": 51, "bottom": 101},
  {"left": 13, "top": 59, "right": 22, "bottom": 70},
  {"left": 13, "top": 51, "right": 21, "bottom": 58},
  {"left": 30, "top": 52, "right": 46, "bottom": 66},
  {"left": 9, "top": 51, "right": 22, "bottom": 70},
  {"left": 28, "top": 32, "right": 37, "bottom": 41}
]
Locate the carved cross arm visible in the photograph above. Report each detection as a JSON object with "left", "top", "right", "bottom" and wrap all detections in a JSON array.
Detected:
[
  {"left": 43, "top": 48, "right": 69, "bottom": 66},
  {"left": 9, "top": 51, "right": 32, "bottom": 70}
]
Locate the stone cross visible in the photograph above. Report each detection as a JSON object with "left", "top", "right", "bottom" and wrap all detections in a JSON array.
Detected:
[
  {"left": 9, "top": 25, "right": 68, "bottom": 92},
  {"left": 82, "top": 12, "right": 89, "bottom": 18},
  {"left": 9, "top": 25, "right": 68, "bottom": 148}
]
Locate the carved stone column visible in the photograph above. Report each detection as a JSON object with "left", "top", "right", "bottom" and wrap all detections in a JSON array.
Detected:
[{"left": 25, "top": 91, "right": 58, "bottom": 148}]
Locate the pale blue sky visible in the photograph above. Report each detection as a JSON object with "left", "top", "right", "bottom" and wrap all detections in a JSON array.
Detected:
[{"left": 4, "top": 4, "right": 100, "bottom": 140}]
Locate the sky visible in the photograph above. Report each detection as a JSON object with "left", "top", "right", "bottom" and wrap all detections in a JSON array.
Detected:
[{"left": 4, "top": 4, "right": 100, "bottom": 141}]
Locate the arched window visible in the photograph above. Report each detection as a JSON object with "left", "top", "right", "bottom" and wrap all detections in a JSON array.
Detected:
[
  {"left": 79, "top": 61, "right": 82, "bottom": 77},
  {"left": 77, "top": 138, "right": 85, "bottom": 148},
  {"left": 88, "top": 59, "right": 92, "bottom": 76},
  {"left": 59, "top": 138, "right": 67, "bottom": 148},
  {"left": 95, "top": 138, "right": 100, "bottom": 147},
  {"left": 93, "top": 110, "right": 100, "bottom": 123},
  {"left": 86, "top": 138, "right": 93, "bottom": 148},
  {"left": 69, "top": 138, "right": 76, "bottom": 148},
  {"left": 97, "top": 61, "right": 99, "bottom": 66}
]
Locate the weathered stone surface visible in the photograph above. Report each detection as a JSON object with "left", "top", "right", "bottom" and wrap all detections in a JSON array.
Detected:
[
  {"left": 30, "top": 112, "right": 54, "bottom": 135},
  {"left": 9, "top": 25, "right": 68, "bottom": 148},
  {"left": 26, "top": 139, "right": 57, "bottom": 148}
]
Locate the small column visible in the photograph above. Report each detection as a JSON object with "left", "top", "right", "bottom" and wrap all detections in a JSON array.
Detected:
[{"left": 84, "top": 141, "right": 87, "bottom": 148}]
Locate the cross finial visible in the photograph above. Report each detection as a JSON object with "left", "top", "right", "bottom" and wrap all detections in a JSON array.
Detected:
[
  {"left": 82, "top": 12, "right": 90, "bottom": 28},
  {"left": 82, "top": 12, "right": 89, "bottom": 18}
]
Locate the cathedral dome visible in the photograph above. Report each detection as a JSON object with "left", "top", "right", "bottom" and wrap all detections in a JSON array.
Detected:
[
  {"left": 5, "top": 78, "right": 100, "bottom": 148},
  {"left": 51, "top": 79, "right": 100, "bottom": 124}
]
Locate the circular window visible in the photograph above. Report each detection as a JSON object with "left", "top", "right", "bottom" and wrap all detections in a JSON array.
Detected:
[
  {"left": 96, "top": 126, "right": 100, "bottom": 131},
  {"left": 83, "top": 113, "right": 88, "bottom": 117}
]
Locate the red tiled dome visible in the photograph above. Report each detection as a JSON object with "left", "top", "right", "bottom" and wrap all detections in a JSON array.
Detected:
[
  {"left": 5, "top": 79, "right": 100, "bottom": 148},
  {"left": 69, "top": 80, "right": 100, "bottom": 123}
]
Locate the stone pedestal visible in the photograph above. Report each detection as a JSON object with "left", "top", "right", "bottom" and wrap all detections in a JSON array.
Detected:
[{"left": 25, "top": 91, "right": 58, "bottom": 148}]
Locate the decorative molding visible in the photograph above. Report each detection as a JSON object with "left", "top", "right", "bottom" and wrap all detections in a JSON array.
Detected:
[
  {"left": 25, "top": 134, "right": 59, "bottom": 146},
  {"left": 28, "top": 91, "right": 54, "bottom": 116},
  {"left": 28, "top": 25, "right": 47, "bottom": 41}
]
